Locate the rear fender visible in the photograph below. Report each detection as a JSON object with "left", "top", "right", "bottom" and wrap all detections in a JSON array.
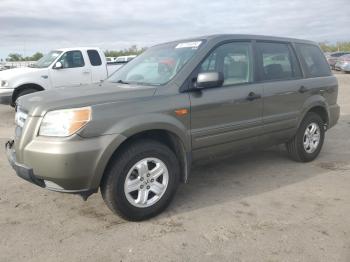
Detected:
[{"left": 298, "top": 95, "right": 329, "bottom": 127}]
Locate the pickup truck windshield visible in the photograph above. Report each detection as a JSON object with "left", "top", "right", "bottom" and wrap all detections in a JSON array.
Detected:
[
  {"left": 107, "top": 41, "right": 203, "bottom": 86},
  {"left": 31, "top": 51, "right": 63, "bottom": 68}
]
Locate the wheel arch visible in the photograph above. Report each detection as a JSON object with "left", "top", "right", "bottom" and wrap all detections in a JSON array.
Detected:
[
  {"left": 307, "top": 106, "right": 329, "bottom": 126},
  {"left": 97, "top": 128, "right": 191, "bottom": 190},
  {"left": 12, "top": 83, "right": 45, "bottom": 105},
  {"left": 299, "top": 96, "right": 330, "bottom": 129}
]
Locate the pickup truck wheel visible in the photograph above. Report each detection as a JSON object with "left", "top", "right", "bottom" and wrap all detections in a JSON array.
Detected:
[
  {"left": 286, "top": 112, "right": 325, "bottom": 162},
  {"left": 12, "top": 88, "right": 38, "bottom": 106},
  {"left": 101, "top": 139, "right": 180, "bottom": 221}
]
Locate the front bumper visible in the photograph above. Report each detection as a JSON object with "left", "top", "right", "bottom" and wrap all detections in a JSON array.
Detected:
[
  {"left": 6, "top": 133, "right": 126, "bottom": 193},
  {"left": 0, "top": 88, "right": 13, "bottom": 105},
  {"left": 6, "top": 140, "right": 45, "bottom": 187}
]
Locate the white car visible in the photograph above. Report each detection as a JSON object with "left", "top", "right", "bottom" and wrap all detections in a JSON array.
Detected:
[
  {"left": 115, "top": 55, "right": 137, "bottom": 63},
  {"left": 0, "top": 47, "right": 123, "bottom": 106},
  {"left": 106, "top": 57, "right": 118, "bottom": 63}
]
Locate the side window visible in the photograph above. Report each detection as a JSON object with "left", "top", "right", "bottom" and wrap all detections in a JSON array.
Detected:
[
  {"left": 87, "top": 50, "right": 102, "bottom": 66},
  {"left": 296, "top": 44, "right": 331, "bottom": 78},
  {"left": 257, "top": 42, "right": 301, "bottom": 81},
  {"left": 200, "top": 42, "right": 253, "bottom": 86},
  {"left": 58, "top": 51, "right": 84, "bottom": 68}
]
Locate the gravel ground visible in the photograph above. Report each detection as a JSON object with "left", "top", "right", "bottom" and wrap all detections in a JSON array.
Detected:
[{"left": 0, "top": 72, "right": 349, "bottom": 262}]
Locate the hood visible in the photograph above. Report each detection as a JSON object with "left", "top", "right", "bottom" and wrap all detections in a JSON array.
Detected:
[
  {"left": 18, "top": 82, "right": 157, "bottom": 116},
  {"left": 0, "top": 67, "right": 46, "bottom": 80}
]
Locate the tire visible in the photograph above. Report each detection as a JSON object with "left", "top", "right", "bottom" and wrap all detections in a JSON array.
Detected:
[
  {"left": 101, "top": 139, "right": 180, "bottom": 221},
  {"left": 286, "top": 112, "right": 325, "bottom": 162},
  {"left": 11, "top": 88, "right": 38, "bottom": 107}
]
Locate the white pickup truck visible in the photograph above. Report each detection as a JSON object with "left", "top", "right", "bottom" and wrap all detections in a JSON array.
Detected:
[{"left": 0, "top": 47, "right": 123, "bottom": 106}]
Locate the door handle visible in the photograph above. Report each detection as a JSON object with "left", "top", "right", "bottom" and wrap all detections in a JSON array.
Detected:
[
  {"left": 83, "top": 71, "right": 90, "bottom": 74},
  {"left": 299, "top": 85, "right": 308, "bottom": 93},
  {"left": 246, "top": 92, "right": 261, "bottom": 101}
]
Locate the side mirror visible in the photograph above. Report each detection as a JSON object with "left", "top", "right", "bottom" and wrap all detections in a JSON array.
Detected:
[
  {"left": 54, "top": 61, "right": 63, "bottom": 69},
  {"left": 196, "top": 72, "right": 224, "bottom": 89}
]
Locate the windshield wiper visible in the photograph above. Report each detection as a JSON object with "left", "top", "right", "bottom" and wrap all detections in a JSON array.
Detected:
[
  {"left": 115, "top": 79, "right": 130, "bottom": 84},
  {"left": 130, "top": 81, "right": 160, "bottom": 86},
  {"left": 114, "top": 79, "right": 159, "bottom": 86}
]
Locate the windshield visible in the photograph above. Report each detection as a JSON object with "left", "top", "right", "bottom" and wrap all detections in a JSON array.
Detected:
[
  {"left": 107, "top": 41, "right": 203, "bottom": 86},
  {"left": 32, "top": 51, "right": 62, "bottom": 68}
]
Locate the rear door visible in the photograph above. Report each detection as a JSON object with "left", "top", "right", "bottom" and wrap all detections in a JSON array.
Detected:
[
  {"left": 49, "top": 50, "right": 91, "bottom": 88},
  {"left": 190, "top": 41, "right": 263, "bottom": 154},
  {"left": 255, "top": 41, "right": 305, "bottom": 138}
]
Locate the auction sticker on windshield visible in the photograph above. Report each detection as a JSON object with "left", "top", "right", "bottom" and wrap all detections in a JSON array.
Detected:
[{"left": 175, "top": 41, "right": 202, "bottom": 49}]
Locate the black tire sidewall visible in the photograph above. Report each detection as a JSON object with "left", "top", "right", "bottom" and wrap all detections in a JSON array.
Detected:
[
  {"left": 296, "top": 113, "right": 325, "bottom": 162},
  {"left": 14, "top": 88, "right": 38, "bottom": 104},
  {"left": 104, "top": 141, "right": 180, "bottom": 220}
]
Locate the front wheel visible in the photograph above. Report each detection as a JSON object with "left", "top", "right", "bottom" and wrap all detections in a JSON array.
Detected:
[
  {"left": 101, "top": 139, "right": 180, "bottom": 221},
  {"left": 286, "top": 112, "right": 325, "bottom": 162}
]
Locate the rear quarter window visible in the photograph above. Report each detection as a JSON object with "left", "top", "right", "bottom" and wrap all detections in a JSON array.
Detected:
[
  {"left": 87, "top": 50, "right": 102, "bottom": 66},
  {"left": 296, "top": 44, "right": 331, "bottom": 78}
]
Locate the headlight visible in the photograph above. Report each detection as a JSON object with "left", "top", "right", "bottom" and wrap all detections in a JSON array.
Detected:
[
  {"left": 0, "top": 80, "right": 9, "bottom": 87},
  {"left": 39, "top": 107, "right": 91, "bottom": 137}
]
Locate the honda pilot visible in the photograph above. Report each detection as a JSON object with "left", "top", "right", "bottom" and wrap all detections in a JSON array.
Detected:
[{"left": 6, "top": 35, "right": 339, "bottom": 221}]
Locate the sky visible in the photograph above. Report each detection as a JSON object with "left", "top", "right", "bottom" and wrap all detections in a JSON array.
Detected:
[{"left": 0, "top": 0, "right": 350, "bottom": 60}]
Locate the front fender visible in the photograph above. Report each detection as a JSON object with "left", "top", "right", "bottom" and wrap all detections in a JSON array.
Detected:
[
  {"left": 106, "top": 113, "right": 191, "bottom": 152},
  {"left": 11, "top": 70, "right": 50, "bottom": 90},
  {"left": 80, "top": 93, "right": 191, "bottom": 151},
  {"left": 83, "top": 113, "right": 191, "bottom": 188},
  {"left": 12, "top": 80, "right": 48, "bottom": 90}
]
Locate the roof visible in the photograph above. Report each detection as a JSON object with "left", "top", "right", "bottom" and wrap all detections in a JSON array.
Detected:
[
  {"left": 155, "top": 34, "right": 317, "bottom": 47},
  {"left": 55, "top": 47, "right": 100, "bottom": 52}
]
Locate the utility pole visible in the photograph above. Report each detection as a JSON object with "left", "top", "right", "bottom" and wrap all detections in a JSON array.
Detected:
[{"left": 23, "top": 41, "right": 26, "bottom": 59}]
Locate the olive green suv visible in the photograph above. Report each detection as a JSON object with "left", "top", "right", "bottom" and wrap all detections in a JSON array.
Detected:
[{"left": 6, "top": 35, "right": 340, "bottom": 220}]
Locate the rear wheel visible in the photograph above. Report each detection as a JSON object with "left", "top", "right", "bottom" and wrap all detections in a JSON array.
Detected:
[
  {"left": 286, "top": 112, "right": 325, "bottom": 162},
  {"left": 101, "top": 139, "right": 180, "bottom": 221}
]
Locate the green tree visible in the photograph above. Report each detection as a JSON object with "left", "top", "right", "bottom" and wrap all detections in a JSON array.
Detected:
[
  {"left": 28, "top": 52, "right": 43, "bottom": 61},
  {"left": 104, "top": 46, "right": 147, "bottom": 58},
  {"left": 7, "top": 53, "right": 24, "bottom": 61}
]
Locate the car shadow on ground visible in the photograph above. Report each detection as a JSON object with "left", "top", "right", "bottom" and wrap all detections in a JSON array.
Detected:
[
  {"left": 168, "top": 114, "right": 350, "bottom": 217},
  {"left": 170, "top": 147, "right": 315, "bottom": 214}
]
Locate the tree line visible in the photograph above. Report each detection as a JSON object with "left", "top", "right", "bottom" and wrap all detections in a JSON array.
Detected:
[
  {"left": 104, "top": 45, "right": 147, "bottom": 58},
  {"left": 5, "top": 45, "right": 147, "bottom": 62},
  {"left": 317, "top": 41, "right": 350, "bottom": 52},
  {"left": 5, "top": 52, "right": 44, "bottom": 62},
  {"left": 4, "top": 42, "right": 350, "bottom": 62}
]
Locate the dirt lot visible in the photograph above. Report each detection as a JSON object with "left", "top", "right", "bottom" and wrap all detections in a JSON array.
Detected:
[{"left": 0, "top": 72, "right": 350, "bottom": 262}]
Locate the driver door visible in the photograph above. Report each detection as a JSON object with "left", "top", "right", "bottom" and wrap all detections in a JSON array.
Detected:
[
  {"left": 189, "top": 41, "right": 263, "bottom": 158},
  {"left": 49, "top": 50, "right": 91, "bottom": 88}
]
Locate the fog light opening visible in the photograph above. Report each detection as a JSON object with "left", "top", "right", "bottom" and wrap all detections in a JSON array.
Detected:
[{"left": 44, "top": 180, "right": 64, "bottom": 190}]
